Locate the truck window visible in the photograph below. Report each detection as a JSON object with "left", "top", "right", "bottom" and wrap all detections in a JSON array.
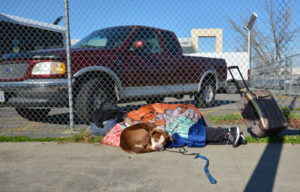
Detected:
[
  {"left": 161, "top": 31, "right": 179, "bottom": 55},
  {"left": 129, "top": 28, "right": 161, "bottom": 54},
  {"left": 73, "top": 27, "right": 132, "bottom": 49}
]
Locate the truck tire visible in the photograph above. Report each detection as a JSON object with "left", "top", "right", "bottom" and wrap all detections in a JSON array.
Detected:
[
  {"left": 75, "top": 78, "right": 116, "bottom": 124},
  {"left": 15, "top": 107, "right": 50, "bottom": 121},
  {"left": 195, "top": 80, "right": 215, "bottom": 108},
  {"left": 226, "top": 82, "right": 238, "bottom": 94}
]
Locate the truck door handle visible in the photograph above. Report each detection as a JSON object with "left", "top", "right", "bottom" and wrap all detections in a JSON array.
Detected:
[{"left": 114, "top": 59, "right": 123, "bottom": 66}]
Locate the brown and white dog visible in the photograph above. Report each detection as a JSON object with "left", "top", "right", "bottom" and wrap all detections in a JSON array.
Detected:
[{"left": 120, "top": 122, "right": 172, "bottom": 154}]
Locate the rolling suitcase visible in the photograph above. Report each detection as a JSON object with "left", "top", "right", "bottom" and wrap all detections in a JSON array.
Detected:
[{"left": 228, "top": 66, "right": 288, "bottom": 137}]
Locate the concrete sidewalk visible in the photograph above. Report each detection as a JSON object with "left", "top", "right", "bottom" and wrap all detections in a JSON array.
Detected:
[{"left": 0, "top": 142, "right": 299, "bottom": 192}]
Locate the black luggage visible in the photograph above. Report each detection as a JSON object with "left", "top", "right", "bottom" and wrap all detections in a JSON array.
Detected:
[{"left": 228, "top": 66, "right": 288, "bottom": 137}]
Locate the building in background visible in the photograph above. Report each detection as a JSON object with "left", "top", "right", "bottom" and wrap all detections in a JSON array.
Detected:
[{"left": 179, "top": 28, "right": 249, "bottom": 93}]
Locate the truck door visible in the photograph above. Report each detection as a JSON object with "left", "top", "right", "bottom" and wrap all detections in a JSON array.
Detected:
[
  {"left": 159, "top": 31, "right": 184, "bottom": 85},
  {"left": 120, "top": 28, "right": 164, "bottom": 88}
]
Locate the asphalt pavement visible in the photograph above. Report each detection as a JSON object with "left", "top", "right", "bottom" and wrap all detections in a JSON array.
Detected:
[{"left": 0, "top": 142, "right": 299, "bottom": 192}]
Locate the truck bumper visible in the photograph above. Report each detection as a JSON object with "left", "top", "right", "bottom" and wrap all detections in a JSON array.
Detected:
[{"left": 0, "top": 79, "right": 72, "bottom": 108}]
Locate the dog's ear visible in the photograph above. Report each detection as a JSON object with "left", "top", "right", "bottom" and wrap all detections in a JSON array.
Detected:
[
  {"left": 151, "top": 131, "right": 159, "bottom": 141},
  {"left": 168, "top": 135, "right": 174, "bottom": 142},
  {"left": 151, "top": 129, "right": 157, "bottom": 136},
  {"left": 162, "top": 130, "right": 168, "bottom": 137},
  {"left": 151, "top": 128, "right": 164, "bottom": 137},
  {"left": 163, "top": 135, "right": 173, "bottom": 148}
]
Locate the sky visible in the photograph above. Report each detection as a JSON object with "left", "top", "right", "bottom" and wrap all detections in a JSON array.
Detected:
[{"left": 1, "top": 0, "right": 299, "bottom": 53}]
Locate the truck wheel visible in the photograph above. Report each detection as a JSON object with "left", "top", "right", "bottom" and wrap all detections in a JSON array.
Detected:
[
  {"left": 195, "top": 80, "right": 215, "bottom": 108},
  {"left": 146, "top": 96, "right": 164, "bottom": 104},
  {"left": 75, "top": 78, "right": 116, "bottom": 124},
  {"left": 15, "top": 107, "right": 50, "bottom": 121},
  {"left": 226, "top": 82, "right": 238, "bottom": 94}
]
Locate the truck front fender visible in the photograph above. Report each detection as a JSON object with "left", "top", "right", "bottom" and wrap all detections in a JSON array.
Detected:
[
  {"left": 73, "top": 66, "right": 123, "bottom": 98},
  {"left": 198, "top": 70, "right": 219, "bottom": 91}
]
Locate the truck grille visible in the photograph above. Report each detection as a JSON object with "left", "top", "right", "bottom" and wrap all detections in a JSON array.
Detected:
[{"left": 0, "top": 62, "right": 30, "bottom": 79}]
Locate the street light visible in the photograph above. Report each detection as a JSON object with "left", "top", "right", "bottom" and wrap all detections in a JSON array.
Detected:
[
  {"left": 53, "top": 16, "right": 63, "bottom": 25},
  {"left": 244, "top": 12, "right": 258, "bottom": 85},
  {"left": 246, "top": 13, "right": 258, "bottom": 31}
]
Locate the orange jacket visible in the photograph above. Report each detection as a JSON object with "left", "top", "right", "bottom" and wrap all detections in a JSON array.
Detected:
[{"left": 126, "top": 103, "right": 202, "bottom": 126}]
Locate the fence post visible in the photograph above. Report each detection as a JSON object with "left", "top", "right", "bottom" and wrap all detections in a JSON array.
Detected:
[
  {"left": 263, "top": 62, "right": 265, "bottom": 88},
  {"left": 284, "top": 58, "right": 287, "bottom": 95},
  {"left": 289, "top": 55, "right": 293, "bottom": 96},
  {"left": 274, "top": 61, "right": 276, "bottom": 89},
  {"left": 64, "top": 0, "right": 74, "bottom": 133}
]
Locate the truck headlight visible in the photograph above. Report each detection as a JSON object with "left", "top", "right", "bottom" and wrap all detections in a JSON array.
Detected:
[{"left": 32, "top": 62, "right": 66, "bottom": 75}]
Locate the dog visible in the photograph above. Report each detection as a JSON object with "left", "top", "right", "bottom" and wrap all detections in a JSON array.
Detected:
[
  {"left": 151, "top": 126, "right": 172, "bottom": 151},
  {"left": 120, "top": 122, "right": 172, "bottom": 154}
]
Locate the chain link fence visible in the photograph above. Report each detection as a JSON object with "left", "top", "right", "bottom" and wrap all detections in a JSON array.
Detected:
[
  {"left": 0, "top": 0, "right": 299, "bottom": 136},
  {"left": 251, "top": 53, "right": 300, "bottom": 95}
]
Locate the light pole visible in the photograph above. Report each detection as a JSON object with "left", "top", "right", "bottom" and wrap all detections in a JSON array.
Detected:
[{"left": 244, "top": 12, "right": 258, "bottom": 85}]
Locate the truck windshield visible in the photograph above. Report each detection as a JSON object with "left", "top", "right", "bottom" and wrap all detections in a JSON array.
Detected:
[{"left": 72, "top": 27, "right": 132, "bottom": 49}]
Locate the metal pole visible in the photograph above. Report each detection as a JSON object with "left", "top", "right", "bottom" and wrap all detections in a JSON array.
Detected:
[
  {"left": 274, "top": 61, "right": 276, "bottom": 89},
  {"left": 245, "top": 12, "right": 257, "bottom": 87},
  {"left": 63, "top": 0, "right": 74, "bottom": 133},
  {"left": 263, "top": 61, "right": 265, "bottom": 88},
  {"left": 289, "top": 55, "right": 292, "bottom": 96},
  {"left": 248, "top": 30, "right": 251, "bottom": 72},
  {"left": 284, "top": 58, "right": 288, "bottom": 95},
  {"left": 247, "top": 29, "right": 252, "bottom": 88}
]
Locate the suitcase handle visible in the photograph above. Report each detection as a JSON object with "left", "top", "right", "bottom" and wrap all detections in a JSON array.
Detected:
[
  {"left": 255, "top": 95, "right": 270, "bottom": 98},
  {"left": 228, "top": 66, "right": 250, "bottom": 97},
  {"left": 247, "top": 90, "right": 270, "bottom": 99}
]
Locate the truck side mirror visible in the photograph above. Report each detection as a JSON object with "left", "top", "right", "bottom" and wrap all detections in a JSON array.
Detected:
[{"left": 132, "top": 40, "right": 145, "bottom": 49}]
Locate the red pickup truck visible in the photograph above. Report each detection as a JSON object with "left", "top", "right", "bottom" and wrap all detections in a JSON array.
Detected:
[{"left": 0, "top": 26, "right": 227, "bottom": 123}]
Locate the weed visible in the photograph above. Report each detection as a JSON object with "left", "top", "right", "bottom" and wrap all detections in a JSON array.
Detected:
[
  {"left": 246, "top": 135, "right": 300, "bottom": 144},
  {"left": 0, "top": 136, "right": 68, "bottom": 142},
  {"left": 69, "top": 129, "right": 103, "bottom": 143},
  {"left": 1, "top": 135, "right": 299, "bottom": 144},
  {"left": 207, "top": 112, "right": 243, "bottom": 124},
  {"left": 0, "top": 129, "right": 103, "bottom": 144},
  {"left": 281, "top": 107, "right": 300, "bottom": 120},
  {"left": 208, "top": 108, "right": 300, "bottom": 125}
]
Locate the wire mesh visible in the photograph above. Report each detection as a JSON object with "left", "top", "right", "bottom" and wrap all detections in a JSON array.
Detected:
[{"left": 0, "top": 0, "right": 299, "bottom": 135}]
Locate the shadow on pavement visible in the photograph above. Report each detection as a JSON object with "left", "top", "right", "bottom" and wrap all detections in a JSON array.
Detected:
[
  {"left": 41, "top": 113, "right": 82, "bottom": 125},
  {"left": 279, "top": 129, "right": 300, "bottom": 135},
  {"left": 22, "top": 98, "right": 238, "bottom": 125},
  {"left": 244, "top": 139, "right": 283, "bottom": 192}
]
